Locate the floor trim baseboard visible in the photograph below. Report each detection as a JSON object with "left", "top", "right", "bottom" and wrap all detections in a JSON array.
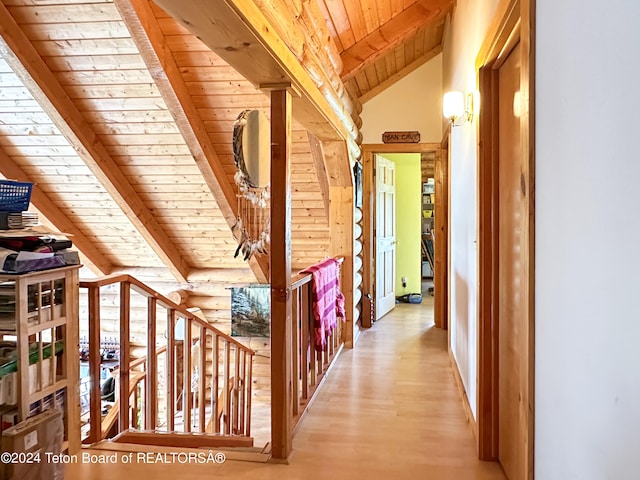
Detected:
[{"left": 448, "top": 349, "right": 477, "bottom": 442}]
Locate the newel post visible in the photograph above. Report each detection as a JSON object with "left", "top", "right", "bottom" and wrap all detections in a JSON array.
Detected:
[{"left": 269, "top": 86, "right": 293, "bottom": 460}]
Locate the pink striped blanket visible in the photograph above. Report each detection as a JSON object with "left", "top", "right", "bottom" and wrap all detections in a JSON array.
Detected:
[{"left": 301, "top": 258, "right": 346, "bottom": 351}]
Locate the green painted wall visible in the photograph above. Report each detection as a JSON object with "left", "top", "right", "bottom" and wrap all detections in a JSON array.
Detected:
[{"left": 381, "top": 153, "right": 422, "bottom": 295}]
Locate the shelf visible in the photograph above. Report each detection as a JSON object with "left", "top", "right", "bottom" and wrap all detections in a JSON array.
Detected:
[{"left": 0, "top": 266, "right": 80, "bottom": 454}]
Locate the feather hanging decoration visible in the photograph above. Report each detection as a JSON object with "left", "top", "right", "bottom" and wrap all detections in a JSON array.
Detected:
[{"left": 231, "top": 110, "right": 271, "bottom": 261}]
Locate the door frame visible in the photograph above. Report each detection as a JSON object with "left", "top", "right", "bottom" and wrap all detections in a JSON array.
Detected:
[
  {"left": 361, "top": 143, "right": 448, "bottom": 329},
  {"left": 476, "top": 0, "right": 535, "bottom": 478}
]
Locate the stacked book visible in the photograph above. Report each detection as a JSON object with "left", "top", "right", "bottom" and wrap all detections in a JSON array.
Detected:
[
  {"left": 0, "top": 212, "right": 39, "bottom": 230},
  {"left": 0, "top": 282, "right": 16, "bottom": 330}
]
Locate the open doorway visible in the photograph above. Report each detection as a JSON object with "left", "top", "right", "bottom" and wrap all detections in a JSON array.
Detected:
[{"left": 361, "top": 143, "right": 448, "bottom": 329}]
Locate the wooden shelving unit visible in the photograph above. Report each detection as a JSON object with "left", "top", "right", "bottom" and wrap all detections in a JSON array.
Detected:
[
  {"left": 422, "top": 181, "right": 435, "bottom": 278},
  {"left": 0, "top": 266, "right": 80, "bottom": 454}
]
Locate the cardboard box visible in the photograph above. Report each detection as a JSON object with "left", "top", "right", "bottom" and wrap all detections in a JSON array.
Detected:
[{"left": 1, "top": 409, "right": 63, "bottom": 480}]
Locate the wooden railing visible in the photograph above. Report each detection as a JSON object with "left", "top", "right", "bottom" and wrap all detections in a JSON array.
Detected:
[
  {"left": 290, "top": 272, "right": 343, "bottom": 428},
  {"left": 269, "top": 266, "right": 344, "bottom": 458},
  {"left": 79, "top": 275, "right": 254, "bottom": 445}
]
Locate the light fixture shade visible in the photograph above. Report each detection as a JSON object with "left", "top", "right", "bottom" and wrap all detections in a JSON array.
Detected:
[{"left": 443, "top": 91, "right": 465, "bottom": 120}]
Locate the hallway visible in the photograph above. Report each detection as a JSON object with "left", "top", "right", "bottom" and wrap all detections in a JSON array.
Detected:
[{"left": 66, "top": 298, "right": 505, "bottom": 479}]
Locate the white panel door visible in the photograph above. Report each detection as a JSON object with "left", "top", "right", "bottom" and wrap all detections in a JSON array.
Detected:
[{"left": 375, "top": 155, "right": 396, "bottom": 319}]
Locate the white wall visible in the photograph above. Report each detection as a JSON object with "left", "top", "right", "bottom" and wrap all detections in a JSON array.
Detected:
[
  {"left": 360, "top": 54, "right": 443, "bottom": 144},
  {"left": 442, "top": 0, "right": 500, "bottom": 419},
  {"left": 536, "top": 1, "right": 640, "bottom": 478}
]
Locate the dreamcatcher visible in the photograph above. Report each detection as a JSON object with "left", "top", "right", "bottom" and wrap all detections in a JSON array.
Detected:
[{"left": 231, "top": 109, "right": 271, "bottom": 261}]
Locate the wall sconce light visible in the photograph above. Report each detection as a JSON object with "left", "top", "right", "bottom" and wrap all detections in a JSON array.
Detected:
[{"left": 443, "top": 91, "right": 474, "bottom": 126}]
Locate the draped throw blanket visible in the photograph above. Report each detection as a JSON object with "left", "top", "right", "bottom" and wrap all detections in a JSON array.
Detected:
[{"left": 301, "top": 258, "right": 346, "bottom": 351}]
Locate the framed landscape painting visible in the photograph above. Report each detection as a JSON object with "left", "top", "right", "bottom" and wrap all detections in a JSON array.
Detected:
[{"left": 231, "top": 285, "right": 270, "bottom": 337}]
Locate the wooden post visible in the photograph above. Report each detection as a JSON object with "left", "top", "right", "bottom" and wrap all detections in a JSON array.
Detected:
[
  {"left": 88, "top": 285, "right": 101, "bottom": 443},
  {"left": 65, "top": 268, "right": 81, "bottom": 453},
  {"left": 270, "top": 86, "right": 293, "bottom": 461}
]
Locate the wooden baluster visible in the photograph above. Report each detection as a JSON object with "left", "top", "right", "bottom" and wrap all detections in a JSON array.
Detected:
[
  {"left": 119, "top": 282, "right": 131, "bottom": 433},
  {"left": 183, "top": 317, "right": 192, "bottom": 432},
  {"left": 88, "top": 285, "right": 101, "bottom": 442},
  {"left": 245, "top": 352, "right": 253, "bottom": 437},
  {"left": 132, "top": 382, "right": 139, "bottom": 429},
  {"left": 291, "top": 287, "right": 300, "bottom": 417},
  {"left": 224, "top": 341, "right": 231, "bottom": 434},
  {"left": 301, "top": 282, "right": 310, "bottom": 399},
  {"left": 234, "top": 346, "right": 240, "bottom": 433},
  {"left": 167, "top": 309, "right": 176, "bottom": 431},
  {"left": 238, "top": 351, "right": 246, "bottom": 436},
  {"left": 329, "top": 320, "right": 335, "bottom": 356},
  {"left": 198, "top": 326, "right": 206, "bottom": 432},
  {"left": 205, "top": 333, "right": 213, "bottom": 433},
  {"left": 324, "top": 331, "right": 330, "bottom": 368},
  {"left": 146, "top": 297, "right": 157, "bottom": 429},
  {"left": 212, "top": 334, "right": 220, "bottom": 433}
]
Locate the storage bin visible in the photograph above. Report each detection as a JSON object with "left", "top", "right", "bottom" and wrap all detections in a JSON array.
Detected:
[{"left": 0, "top": 180, "right": 33, "bottom": 212}]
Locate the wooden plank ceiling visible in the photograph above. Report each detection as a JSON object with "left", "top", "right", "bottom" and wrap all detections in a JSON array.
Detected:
[
  {"left": 0, "top": 0, "right": 448, "bottom": 320},
  {"left": 320, "top": 0, "right": 452, "bottom": 102},
  {"left": 0, "top": 0, "right": 328, "bottom": 296}
]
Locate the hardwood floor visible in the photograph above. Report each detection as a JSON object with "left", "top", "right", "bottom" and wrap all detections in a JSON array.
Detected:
[{"left": 65, "top": 296, "right": 505, "bottom": 479}]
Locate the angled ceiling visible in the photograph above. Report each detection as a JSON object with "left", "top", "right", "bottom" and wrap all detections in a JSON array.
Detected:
[
  {"left": 0, "top": 0, "right": 448, "bottom": 308},
  {"left": 0, "top": 0, "right": 330, "bottom": 291},
  {"left": 319, "top": 0, "right": 452, "bottom": 102}
]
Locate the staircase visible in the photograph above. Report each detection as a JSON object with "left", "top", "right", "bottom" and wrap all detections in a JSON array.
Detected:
[{"left": 79, "top": 275, "right": 255, "bottom": 450}]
